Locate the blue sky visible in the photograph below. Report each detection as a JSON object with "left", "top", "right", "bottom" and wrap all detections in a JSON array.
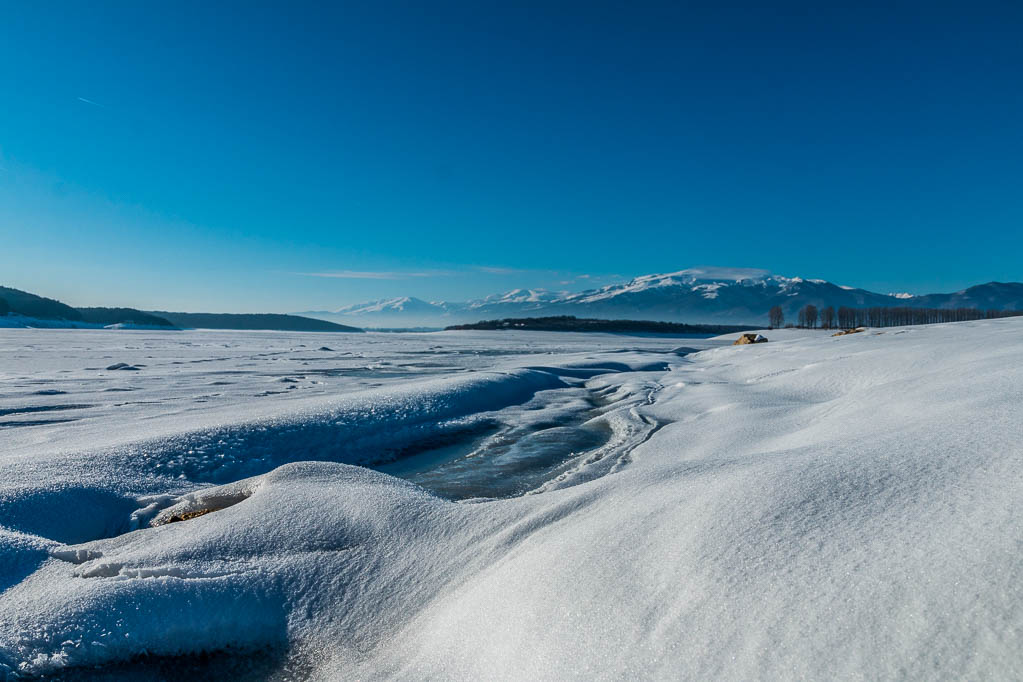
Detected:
[{"left": 2, "top": 2, "right": 1021, "bottom": 312}]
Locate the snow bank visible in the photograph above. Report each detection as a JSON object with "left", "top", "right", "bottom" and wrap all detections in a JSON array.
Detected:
[
  {"left": 1, "top": 321, "right": 1022, "bottom": 678},
  {"left": 0, "top": 316, "right": 177, "bottom": 331},
  {"left": 0, "top": 315, "right": 95, "bottom": 330}
]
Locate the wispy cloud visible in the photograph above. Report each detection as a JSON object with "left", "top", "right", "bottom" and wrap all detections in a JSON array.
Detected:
[
  {"left": 474, "top": 267, "right": 608, "bottom": 284},
  {"left": 76, "top": 97, "right": 106, "bottom": 108},
  {"left": 299, "top": 269, "right": 455, "bottom": 280},
  {"left": 296, "top": 266, "right": 624, "bottom": 288},
  {"left": 473, "top": 265, "right": 528, "bottom": 275}
]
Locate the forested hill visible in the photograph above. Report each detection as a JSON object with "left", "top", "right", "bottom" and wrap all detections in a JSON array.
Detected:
[{"left": 0, "top": 286, "right": 85, "bottom": 321}]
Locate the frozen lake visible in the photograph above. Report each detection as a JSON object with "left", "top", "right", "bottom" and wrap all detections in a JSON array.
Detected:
[{"left": 0, "top": 328, "right": 709, "bottom": 501}]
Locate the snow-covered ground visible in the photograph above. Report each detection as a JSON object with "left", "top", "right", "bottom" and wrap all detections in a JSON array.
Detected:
[
  {"left": 0, "top": 315, "right": 169, "bottom": 330},
  {"left": 1, "top": 322, "right": 1021, "bottom": 679}
]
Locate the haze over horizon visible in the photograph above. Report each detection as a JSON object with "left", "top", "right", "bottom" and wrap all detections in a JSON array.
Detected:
[{"left": 3, "top": 2, "right": 1022, "bottom": 312}]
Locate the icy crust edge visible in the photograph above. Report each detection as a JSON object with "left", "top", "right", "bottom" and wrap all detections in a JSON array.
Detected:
[{"left": 104, "top": 368, "right": 571, "bottom": 485}]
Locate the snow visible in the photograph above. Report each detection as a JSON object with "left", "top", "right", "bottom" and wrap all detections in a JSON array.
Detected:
[
  {"left": 0, "top": 315, "right": 100, "bottom": 330},
  {"left": 567, "top": 267, "right": 773, "bottom": 304},
  {"left": 0, "top": 316, "right": 175, "bottom": 331},
  {"left": 471, "top": 289, "right": 565, "bottom": 306},
  {"left": 691, "top": 282, "right": 723, "bottom": 299},
  {"left": 1, "top": 321, "right": 1022, "bottom": 679},
  {"left": 333, "top": 296, "right": 447, "bottom": 315}
]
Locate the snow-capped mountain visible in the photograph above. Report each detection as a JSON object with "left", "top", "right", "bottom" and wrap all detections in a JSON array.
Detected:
[
  {"left": 332, "top": 296, "right": 451, "bottom": 317},
  {"left": 299, "top": 267, "right": 1023, "bottom": 327},
  {"left": 470, "top": 289, "right": 566, "bottom": 306}
]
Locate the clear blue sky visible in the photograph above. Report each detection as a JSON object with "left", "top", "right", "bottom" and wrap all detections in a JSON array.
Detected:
[{"left": 2, "top": 1, "right": 1021, "bottom": 312}]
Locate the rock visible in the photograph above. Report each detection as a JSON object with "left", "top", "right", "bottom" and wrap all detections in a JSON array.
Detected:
[
  {"left": 733, "top": 333, "right": 768, "bottom": 345},
  {"left": 164, "top": 508, "right": 217, "bottom": 524},
  {"left": 832, "top": 327, "right": 867, "bottom": 337},
  {"left": 105, "top": 362, "right": 141, "bottom": 371}
]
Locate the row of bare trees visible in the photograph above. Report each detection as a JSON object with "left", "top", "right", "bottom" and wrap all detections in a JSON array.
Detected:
[{"left": 769, "top": 304, "right": 1022, "bottom": 329}]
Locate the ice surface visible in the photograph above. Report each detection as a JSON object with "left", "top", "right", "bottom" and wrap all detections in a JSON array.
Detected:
[{"left": 1, "top": 322, "right": 1022, "bottom": 679}]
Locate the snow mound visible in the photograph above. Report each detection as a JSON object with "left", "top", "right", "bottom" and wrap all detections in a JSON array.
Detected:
[{"left": 2, "top": 463, "right": 446, "bottom": 674}]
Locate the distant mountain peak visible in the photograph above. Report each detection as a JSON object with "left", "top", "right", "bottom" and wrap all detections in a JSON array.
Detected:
[
  {"left": 475, "top": 288, "right": 564, "bottom": 306},
  {"left": 301, "top": 267, "right": 1023, "bottom": 327},
  {"left": 334, "top": 296, "right": 442, "bottom": 315}
]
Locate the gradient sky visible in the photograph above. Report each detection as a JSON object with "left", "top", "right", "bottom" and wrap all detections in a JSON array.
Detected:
[{"left": 2, "top": 2, "right": 1022, "bottom": 312}]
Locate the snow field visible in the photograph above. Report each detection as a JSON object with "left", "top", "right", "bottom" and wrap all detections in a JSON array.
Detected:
[{"left": 1, "top": 321, "right": 1021, "bottom": 679}]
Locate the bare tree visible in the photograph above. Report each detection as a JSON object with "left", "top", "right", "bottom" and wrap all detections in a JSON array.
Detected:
[
  {"left": 825, "top": 305, "right": 1022, "bottom": 329},
  {"left": 837, "top": 306, "right": 854, "bottom": 329},
  {"left": 768, "top": 305, "right": 784, "bottom": 329},
  {"left": 799, "top": 304, "right": 818, "bottom": 328},
  {"left": 820, "top": 306, "right": 835, "bottom": 329}
]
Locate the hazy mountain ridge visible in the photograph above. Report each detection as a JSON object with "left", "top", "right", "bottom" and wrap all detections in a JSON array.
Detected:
[{"left": 302, "top": 267, "right": 1023, "bottom": 327}]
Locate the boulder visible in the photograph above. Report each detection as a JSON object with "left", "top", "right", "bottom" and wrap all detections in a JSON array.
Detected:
[
  {"left": 733, "top": 333, "right": 768, "bottom": 345},
  {"left": 832, "top": 327, "right": 867, "bottom": 337}
]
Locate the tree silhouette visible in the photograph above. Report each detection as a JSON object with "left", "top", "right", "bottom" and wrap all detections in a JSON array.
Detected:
[
  {"left": 818, "top": 305, "right": 1021, "bottom": 329},
  {"left": 821, "top": 306, "right": 835, "bottom": 329},
  {"left": 798, "top": 304, "right": 818, "bottom": 328},
  {"left": 768, "top": 305, "right": 784, "bottom": 329}
]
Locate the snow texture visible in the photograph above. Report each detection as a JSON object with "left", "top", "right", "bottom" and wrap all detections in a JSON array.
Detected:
[{"left": 1, "top": 321, "right": 1021, "bottom": 679}]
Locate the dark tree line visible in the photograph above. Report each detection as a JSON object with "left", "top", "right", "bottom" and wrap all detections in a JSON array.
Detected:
[
  {"left": 834, "top": 306, "right": 1022, "bottom": 328},
  {"left": 447, "top": 316, "right": 749, "bottom": 335},
  {"left": 771, "top": 304, "right": 1023, "bottom": 329}
]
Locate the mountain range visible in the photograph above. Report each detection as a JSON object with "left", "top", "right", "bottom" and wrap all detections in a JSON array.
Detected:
[{"left": 301, "top": 267, "right": 1023, "bottom": 328}]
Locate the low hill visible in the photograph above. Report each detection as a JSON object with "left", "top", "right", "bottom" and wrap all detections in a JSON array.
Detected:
[
  {"left": 151, "top": 311, "right": 362, "bottom": 333},
  {"left": 77, "top": 308, "right": 175, "bottom": 327},
  {"left": 0, "top": 286, "right": 84, "bottom": 322},
  {"left": 0, "top": 285, "right": 363, "bottom": 332},
  {"left": 446, "top": 316, "right": 750, "bottom": 335}
]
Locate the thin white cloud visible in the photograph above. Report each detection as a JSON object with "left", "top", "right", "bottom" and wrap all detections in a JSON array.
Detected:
[
  {"left": 76, "top": 97, "right": 106, "bottom": 108},
  {"left": 474, "top": 265, "right": 528, "bottom": 275},
  {"left": 299, "top": 269, "right": 455, "bottom": 280},
  {"left": 297, "top": 266, "right": 621, "bottom": 287}
]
